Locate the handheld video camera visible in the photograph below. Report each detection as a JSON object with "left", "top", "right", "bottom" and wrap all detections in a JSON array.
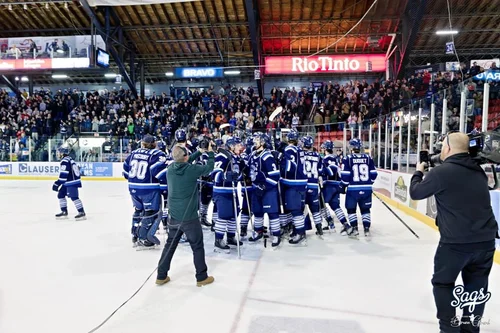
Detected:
[
  {"left": 199, "top": 137, "right": 212, "bottom": 150},
  {"left": 419, "top": 128, "right": 500, "bottom": 189}
]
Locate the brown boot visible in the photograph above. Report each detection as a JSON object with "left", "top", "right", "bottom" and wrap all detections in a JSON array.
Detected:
[
  {"left": 196, "top": 276, "right": 214, "bottom": 287},
  {"left": 156, "top": 276, "right": 170, "bottom": 285}
]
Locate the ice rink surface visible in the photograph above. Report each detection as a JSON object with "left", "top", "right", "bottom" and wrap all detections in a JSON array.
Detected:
[{"left": 0, "top": 180, "right": 499, "bottom": 333}]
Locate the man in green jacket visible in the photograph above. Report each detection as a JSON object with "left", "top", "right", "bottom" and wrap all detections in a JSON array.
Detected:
[{"left": 156, "top": 142, "right": 215, "bottom": 287}]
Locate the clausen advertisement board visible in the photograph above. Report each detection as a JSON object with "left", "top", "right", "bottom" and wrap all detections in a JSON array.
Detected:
[{"left": 264, "top": 54, "right": 387, "bottom": 74}]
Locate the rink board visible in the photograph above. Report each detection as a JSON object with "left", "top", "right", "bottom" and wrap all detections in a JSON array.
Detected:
[{"left": 1, "top": 162, "right": 499, "bottom": 263}]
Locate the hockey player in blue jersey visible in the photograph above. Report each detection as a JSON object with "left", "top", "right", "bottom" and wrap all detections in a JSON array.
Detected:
[
  {"left": 123, "top": 134, "right": 168, "bottom": 249},
  {"left": 280, "top": 130, "right": 307, "bottom": 240},
  {"left": 320, "top": 140, "right": 351, "bottom": 234},
  {"left": 341, "top": 138, "right": 378, "bottom": 237},
  {"left": 156, "top": 140, "right": 170, "bottom": 230},
  {"left": 53, "top": 147, "right": 86, "bottom": 220},
  {"left": 301, "top": 136, "right": 324, "bottom": 241},
  {"left": 196, "top": 136, "right": 214, "bottom": 228},
  {"left": 248, "top": 132, "right": 281, "bottom": 247},
  {"left": 239, "top": 136, "right": 254, "bottom": 238},
  {"left": 211, "top": 137, "right": 244, "bottom": 252}
]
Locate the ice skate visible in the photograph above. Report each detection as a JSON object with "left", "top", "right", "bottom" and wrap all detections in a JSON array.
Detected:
[
  {"left": 315, "top": 223, "right": 324, "bottom": 239},
  {"left": 200, "top": 216, "right": 212, "bottom": 228},
  {"left": 271, "top": 235, "right": 281, "bottom": 250},
  {"left": 214, "top": 238, "right": 230, "bottom": 254},
  {"left": 240, "top": 226, "right": 248, "bottom": 238},
  {"left": 75, "top": 212, "right": 86, "bottom": 221},
  {"left": 136, "top": 239, "right": 159, "bottom": 251},
  {"left": 364, "top": 227, "right": 371, "bottom": 237},
  {"left": 289, "top": 233, "right": 307, "bottom": 246},
  {"left": 55, "top": 211, "right": 68, "bottom": 220},
  {"left": 132, "top": 236, "right": 138, "bottom": 247},
  {"left": 248, "top": 231, "right": 264, "bottom": 243},
  {"left": 340, "top": 224, "right": 353, "bottom": 236},
  {"left": 227, "top": 236, "right": 243, "bottom": 247},
  {"left": 179, "top": 233, "right": 188, "bottom": 243},
  {"left": 348, "top": 226, "right": 360, "bottom": 239}
]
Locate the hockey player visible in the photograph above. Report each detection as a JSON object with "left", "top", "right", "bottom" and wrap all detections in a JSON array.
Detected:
[
  {"left": 280, "top": 130, "right": 307, "bottom": 239},
  {"left": 320, "top": 140, "right": 351, "bottom": 234},
  {"left": 211, "top": 137, "right": 243, "bottom": 252},
  {"left": 53, "top": 147, "right": 86, "bottom": 220},
  {"left": 341, "top": 138, "right": 378, "bottom": 237},
  {"left": 239, "top": 137, "right": 254, "bottom": 237},
  {"left": 196, "top": 136, "right": 214, "bottom": 228},
  {"left": 174, "top": 128, "right": 192, "bottom": 154},
  {"left": 157, "top": 140, "right": 170, "bottom": 230},
  {"left": 123, "top": 134, "right": 168, "bottom": 249},
  {"left": 301, "top": 136, "right": 324, "bottom": 241},
  {"left": 248, "top": 132, "right": 281, "bottom": 247}
]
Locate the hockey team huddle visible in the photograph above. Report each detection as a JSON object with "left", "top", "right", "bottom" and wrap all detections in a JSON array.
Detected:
[
  {"left": 117, "top": 127, "right": 378, "bottom": 252},
  {"left": 51, "top": 127, "right": 378, "bottom": 253}
]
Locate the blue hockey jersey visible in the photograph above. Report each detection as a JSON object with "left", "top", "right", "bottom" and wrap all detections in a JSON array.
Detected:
[
  {"left": 322, "top": 154, "right": 342, "bottom": 185},
  {"left": 280, "top": 145, "right": 307, "bottom": 186},
  {"left": 303, "top": 151, "right": 323, "bottom": 188},
  {"left": 56, "top": 156, "right": 81, "bottom": 188},
  {"left": 211, "top": 151, "right": 241, "bottom": 193},
  {"left": 249, "top": 149, "right": 280, "bottom": 188},
  {"left": 340, "top": 153, "right": 378, "bottom": 191},
  {"left": 123, "top": 148, "right": 168, "bottom": 193}
]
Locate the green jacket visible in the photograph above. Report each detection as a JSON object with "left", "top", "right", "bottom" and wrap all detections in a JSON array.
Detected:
[{"left": 167, "top": 151, "right": 214, "bottom": 221}]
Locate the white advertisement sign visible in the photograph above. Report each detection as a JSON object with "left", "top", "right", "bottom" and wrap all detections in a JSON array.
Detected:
[{"left": 470, "top": 59, "right": 500, "bottom": 69}]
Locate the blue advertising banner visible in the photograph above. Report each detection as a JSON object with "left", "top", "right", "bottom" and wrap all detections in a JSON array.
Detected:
[
  {"left": 174, "top": 67, "right": 224, "bottom": 79},
  {"left": 77, "top": 162, "right": 113, "bottom": 177}
]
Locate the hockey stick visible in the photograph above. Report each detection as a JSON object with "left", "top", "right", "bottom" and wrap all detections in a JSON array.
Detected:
[
  {"left": 269, "top": 106, "right": 283, "bottom": 122},
  {"left": 373, "top": 192, "right": 420, "bottom": 239}
]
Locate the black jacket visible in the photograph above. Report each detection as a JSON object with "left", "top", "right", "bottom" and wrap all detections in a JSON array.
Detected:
[{"left": 410, "top": 153, "right": 498, "bottom": 244}]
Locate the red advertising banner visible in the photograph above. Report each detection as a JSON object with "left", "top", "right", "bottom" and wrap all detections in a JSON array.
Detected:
[{"left": 264, "top": 54, "right": 387, "bottom": 74}]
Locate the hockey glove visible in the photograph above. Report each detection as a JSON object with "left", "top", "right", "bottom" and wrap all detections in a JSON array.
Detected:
[
  {"left": 52, "top": 183, "right": 61, "bottom": 192},
  {"left": 255, "top": 184, "right": 266, "bottom": 197},
  {"left": 225, "top": 171, "right": 239, "bottom": 182},
  {"left": 339, "top": 185, "right": 346, "bottom": 194}
]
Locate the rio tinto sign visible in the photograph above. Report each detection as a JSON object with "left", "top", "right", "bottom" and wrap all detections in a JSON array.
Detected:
[{"left": 264, "top": 54, "right": 387, "bottom": 74}]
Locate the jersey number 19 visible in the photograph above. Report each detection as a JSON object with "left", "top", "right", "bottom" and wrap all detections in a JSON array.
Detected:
[{"left": 352, "top": 163, "right": 369, "bottom": 182}]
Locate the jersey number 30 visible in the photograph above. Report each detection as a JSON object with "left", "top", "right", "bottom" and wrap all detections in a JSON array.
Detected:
[
  {"left": 352, "top": 164, "right": 369, "bottom": 182},
  {"left": 129, "top": 160, "right": 148, "bottom": 180}
]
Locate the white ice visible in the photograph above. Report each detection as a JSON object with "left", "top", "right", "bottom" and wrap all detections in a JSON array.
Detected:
[{"left": 0, "top": 180, "right": 499, "bottom": 333}]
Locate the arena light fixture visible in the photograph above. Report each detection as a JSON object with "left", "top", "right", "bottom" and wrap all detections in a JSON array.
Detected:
[
  {"left": 21, "top": 76, "right": 29, "bottom": 82},
  {"left": 104, "top": 73, "right": 118, "bottom": 78},
  {"left": 52, "top": 74, "right": 68, "bottom": 79},
  {"left": 436, "top": 30, "right": 458, "bottom": 35},
  {"left": 165, "top": 72, "right": 174, "bottom": 76},
  {"left": 224, "top": 70, "right": 240, "bottom": 75}
]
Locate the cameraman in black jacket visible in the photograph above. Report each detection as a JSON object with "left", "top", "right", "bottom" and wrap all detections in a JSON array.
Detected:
[{"left": 410, "top": 132, "right": 498, "bottom": 333}]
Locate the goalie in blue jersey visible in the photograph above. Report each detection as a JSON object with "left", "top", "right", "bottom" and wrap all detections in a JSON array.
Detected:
[{"left": 123, "top": 134, "right": 168, "bottom": 249}]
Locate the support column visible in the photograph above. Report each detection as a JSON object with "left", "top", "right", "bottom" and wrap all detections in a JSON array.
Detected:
[
  {"left": 377, "top": 120, "right": 382, "bottom": 167},
  {"left": 407, "top": 112, "right": 411, "bottom": 173},
  {"left": 28, "top": 76, "right": 34, "bottom": 96},
  {"left": 430, "top": 103, "right": 436, "bottom": 153},
  {"left": 482, "top": 82, "right": 490, "bottom": 132},
  {"left": 459, "top": 89, "right": 467, "bottom": 133},
  {"left": 140, "top": 61, "right": 145, "bottom": 98},
  {"left": 442, "top": 90, "right": 448, "bottom": 135}
]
